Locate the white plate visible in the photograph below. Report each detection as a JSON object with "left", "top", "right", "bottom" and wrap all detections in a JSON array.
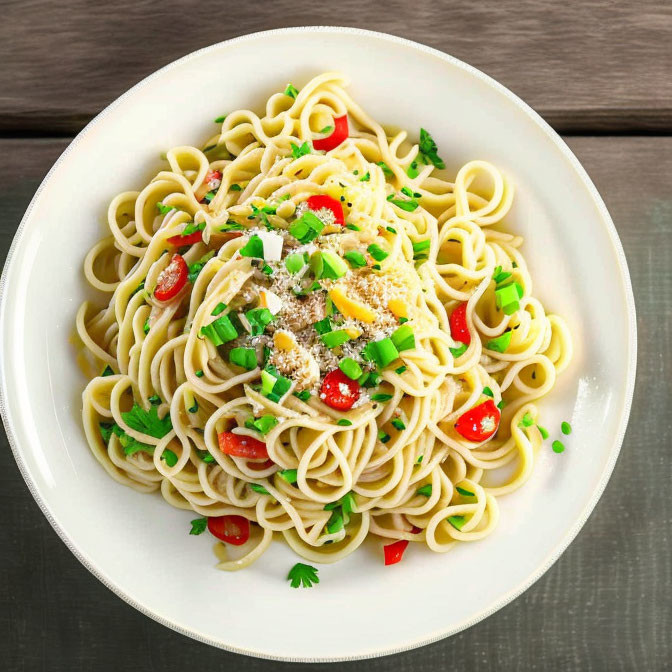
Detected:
[{"left": 0, "top": 27, "right": 636, "bottom": 661}]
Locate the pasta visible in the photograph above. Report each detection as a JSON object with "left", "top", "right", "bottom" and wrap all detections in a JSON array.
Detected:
[{"left": 77, "top": 73, "right": 572, "bottom": 574}]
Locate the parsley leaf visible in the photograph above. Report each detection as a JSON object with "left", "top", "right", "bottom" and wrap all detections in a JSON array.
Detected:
[
  {"left": 121, "top": 403, "right": 172, "bottom": 439},
  {"left": 284, "top": 83, "right": 299, "bottom": 99},
  {"left": 287, "top": 562, "right": 319, "bottom": 588},
  {"left": 190, "top": 518, "right": 207, "bottom": 535},
  {"left": 418, "top": 128, "right": 445, "bottom": 169},
  {"left": 290, "top": 141, "right": 312, "bottom": 159}
]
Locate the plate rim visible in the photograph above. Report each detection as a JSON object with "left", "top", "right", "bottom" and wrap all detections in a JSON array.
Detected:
[{"left": 0, "top": 25, "right": 637, "bottom": 662}]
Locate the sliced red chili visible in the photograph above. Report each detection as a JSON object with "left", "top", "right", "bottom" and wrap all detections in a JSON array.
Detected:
[
  {"left": 306, "top": 194, "right": 345, "bottom": 226},
  {"left": 207, "top": 515, "right": 250, "bottom": 546},
  {"left": 166, "top": 230, "right": 203, "bottom": 247},
  {"left": 154, "top": 254, "right": 188, "bottom": 302},
  {"left": 195, "top": 169, "right": 223, "bottom": 202},
  {"left": 384, "top": 539, "right": 409, "bottom": 565},
  {"left": 454, "top": 399, "right": 500, "bottom": 442},
  {"left": 320, "top": 369, "right": 360, "bottom": 410},
  {"left": 313, "top": 115, "right": 348, "bottom": 152},
  {"left": 449, "top": 302, "right": 471, "bottom": 345},
  {"left": 218, "top": 431, "right": 269, "bottom": 459}
]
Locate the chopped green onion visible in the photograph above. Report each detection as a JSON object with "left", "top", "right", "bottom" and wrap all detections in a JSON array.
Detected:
[
  {"left": 326, "top": 510, "right": 344, "bottom": 534},
  {"left": 493, "top": 265, "right": 512, "bottom": 284},
  {"left": 537, "top": 425, "right": 549, "bottom": 440},
  {"left": 386, "top": 226, "right": 397, "bottom": 234},
  {"left": 358, "top": 370, "right": 382, "bottom": 388},
  {"left": 345, "top": 223, "right": 361, "bottom": 231},
  {"left": 456, "top": 486, "right": 475, "bottom": 497},
  {"left": 214, "top": 115, "right": 226, "bottom": 123},
  {"left": 195, "top": 370, "right": 204, "bottom": 378},
  {"left": 391, "top": 417, "right": 406, "bottom": 430},
  {"left": 391, "top": 325, "right": 415, "bottom": 352},
  {"left": 416, "top": 484, "right": 432, "bottom": 497},
  {"left": 293, "top": 390, "right": 311, "bottom": 401},
  {"left": 398, "top": 316, "right": 409, "bottom": 324},
  {"left": 229, "top": 183, "right": 242, "bottom": 191},
  {"left": 320, "top": 251, "right": 349, "bottom": 279},
  {"left": 260, "top": 366, "right": 292, "bottom": 402},
  {"left": 143, "top": 317, "right": 150, "bottom": 335},
  {"left": 416, "top": 455, "right": 423, "bottom": 464},
  {"left": 284, "top": 83, "right": 299, "bottom": 98},
  {"left": 495, "top": 283, "right": 521, "bottom": 315},
  {"left": 289, "top": 211, "right": 324, "bottom": 243},
  {"left": 148, "top": 395, "right": 161, "bottom": 406},
  {"left": 407, "top": 161, "right": 419, "bottom": 178},
  {"left": 248, "top": 415, "right": 278, "bottom": 435},
  {"left": 200, "top": 314, "right": 238, "bottom": 346},
  {"left": 371, "top": 393, "right": 393, "bottom": 402},
  {"left": 321, "top": 330, "right": 351, "bottom": 349},
  {"left": 388, "top": 197, "right": 419, "bottom": 212},
  {"left": 450, "top": 343, "right": 468, "bottom": 358},
  {"left": 344, "top": 250, "right": 367, "bottom": 268},
  {"left": 364, "top": 338, "right": 399, "bottom": 368},
  {"left": 278, "top": 469, "right": 298, "bottom": 484},
  {"left": 367, "top": 243, "right": 389, "bottom": 261},
  {"left": 161, "top": 449, "right": 178, "bottom": 467},
  {"left": 395, "top": 365, "right": 407, "bottom": 375},
  {"left": 339, "top": 358, "right": 363, "bottom": 380},
  {"left": 486, "top": 331, "right": 512, "bottom": 353},
  {"left": 378, "top": 430, "right": 390, "bottom": 444},
  {"left": 418, "top": 128, "right": 445, "bottom": 169},
  {"left": 359, "top": 171, "right": 370, "bottom": 182},
  {"left": 156, "top": 202, "right": 175, "bottom": 215},
  {"left": 250, "top": 483, "right": 271, "bottom": 495},
  {"left": 561, "top": 421, "right": 572, "bottom": 435},
  {"left": 377, "top": 161, "right": 393, "bottom": 177},
  {"left": 238, "top": 235, "right": 264, "bottom": 258},
  {"left": 101, "top": 365, "right": 115, "bottom": 377},
  {"left": 187, "top": 398, "right": 199, "bottom": 413},
  {"left": 313, "top": 317, "right": 332, "bottom": 335},
  {"left": 229, "top": 347, "right": 258, "bottom": 370},
  {"left": 336, "top": 419, "right": 353, "bottom": 426},
  {"left": 518, "top": 412, "right": 534, "bottom": 428},
  {"left": 447, "top": 515, "right": 466, "bottom": 530},
  {"left": 497, "top": 399, "right": 506, "bottom": 410},
  {"left": 483, "top": 386, "right": 494, "bottom": 397},
  {"left": 245, "top": 307, "right": 274, "bottom": 336},
  {"left": 319, "top": 124, "right": 334, "bottom": 134},
  {"left": 196, "top": 449, "right": 214, "bottom": 463},
  {"left": 552, "top": 440, "right": 565, "bottom": 454},
  {"left": 212, "top": 302, "right": 227, "bottom": 316},
  {"left": 190, "top": 518, "right": 207, "bottom": 535}
]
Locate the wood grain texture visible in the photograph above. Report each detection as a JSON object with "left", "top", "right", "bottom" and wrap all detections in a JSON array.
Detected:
[
  {"left": 1, "top": 0, "right": 672, "bottom": 134},
  {"left": 0, "top": 136, "right": 670, "bottom": 670}
]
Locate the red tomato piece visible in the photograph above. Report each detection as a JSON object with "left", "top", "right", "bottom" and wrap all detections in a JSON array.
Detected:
[
  {"left": 312, "top": 115, "right": 349, "bottom": 151},
  {"left": 454, "top": 399, "right": 500, "bottom": 442},
  {"left": 320, "top": 369, "right": 360, "bottom": 410},
  {"left": 306, "top": 194, "right": 345, "bottom": 226},
  {"left": 207, "top": 515, "right": 250, "bottom": 546},
  {"left": 449, "top": 302, "right": 471, "bottom": 345},
  {"left": 384, "top": 539, "right": 410, "bottom": 565},
  {"left": 166, "top": 230, "right": 203, "bottom": 246},
  {"left": 154, "top": 254, "right": 188, "bottom": 302},
  {"left": 218, "top": 431, "right": 269, "bottom": 459}
]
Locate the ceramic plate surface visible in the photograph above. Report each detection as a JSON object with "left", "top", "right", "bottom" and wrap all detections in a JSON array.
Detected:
[{"left": 0, "top": 27, "right": 636, "bottom": 662}]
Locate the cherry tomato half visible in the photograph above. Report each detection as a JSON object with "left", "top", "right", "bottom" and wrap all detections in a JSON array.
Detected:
[
  {"left": 454, "top": 399, "right": 500, "bottom": 442},
  {"left": 320, "top": 369, "right": 360, "bottom": 411},
  {"left": 306, "top": 194, "right": 345, "bottom": 226},
  {"left": 154, "top": 254, "right": 188, "bottom": 302},
  {"left": 218, "top": 431, "right": 269, "bottom": 459},
  {"left": 207, "top": 515, "right": 250, "bottom": 546},
  {"left": 312, "top": 115, "right": 349, "bottom": 152},
  {"left": 449, "top": 302, "right": 471, "bottom": 345}
]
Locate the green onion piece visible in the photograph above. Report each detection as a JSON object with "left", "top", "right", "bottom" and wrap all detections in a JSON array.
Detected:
[
  {"left": 239, "top": 235, "right": 264, "bottom": 258},
  {"left": 388, "top": 197, "right": 419, "bottom": 212},
  {"left": 143, "top": 318, "right": 150, "bottom": 335},
  {"left": 391, "top": 325, "right": 415, "bottom": 352},
  {"left": 378, "top": 430, "right": 391, "bottom": 444},
  {"left": 365, "top": 338, "right": 399, "bottom": 368},
  {"left": 245, "top": 307, "right": 274, "bottom": 336},
  {"left": 230, "top": 183, "right": 242, "bottom": 191},
  {"left": 386, "top": 226, "right": 397, "bottom": 234},
  {"left": 450, "top": 343, "right": 468, "bottom": 358},
  {"left": 261, "top": 366, "right": 292, "bottom": 402},
  {"left": 101, "top": 365, "right": 115, "bottom": 377},
  {"left": 190, "top": 518, "right": 207, "bottom": 535},
  {"left": 371, "top": 393, "right": 393, "bottom": 402},
  {"left": 148, "top": 395, "right": 161, "bottom": 405},
  {"left": 326, "top": 510, "right": 344, "bottom": 534},
  {"left": 377, "top": 161, "right": 393, "bottom": 177},
  {"left": 486, "top": 331, "right": 512, "bottom": 353},
  {"left": 321, "top": 330, "right": 351, "bottom": 349},
  {"left": 284, "top": 83, "right": 299, "bottom": 98},
  {"left": 260, "top": 369, "right": 277, "bottom": 396},
  {"left": 497, "top": 399, "right": 506, "bottom": 410},
  {"left": 319, "top": 125, "right": 334, "bottom": 134},
  {"left": 285, "top": 252, "right": 306, "bottom": 274},
  {"left": 289, "top": 211, "right": 324, "bottom": 243},
  {"left": 229, "top": 347, "right": 258, "bottom": 370},
  {"left": 391, "top": 417, "right": 406, "bottom": 430},
  {"left": 156, "top": 202, "right": 175, "bottom": 215},
  {"left": 212, "top": 302, "right": 227, "bottom": 316},
  {"left": 336, "top": 419, "right": 353, "bottom": 426},
  {"left": 401, "top": 186, "right": 414, "bottom": 197},
  {"left": 358, "top": 371, "right": 382, "bottom": 388},
  {"left": 395, "top": 365, "right": 407, "bottom": 375},
  {"left": 250, "top": 483, "right": 271, "bottom": 495},
  {"left": 345, "top": 223, "right": 361, "bottom": 231},
  {"left": 367, "top": 243, "right": 389, "bottom": 261},
  {"left": 261, "top": 264, "right": 273, "bottom": 275},
  {"left": 293, "top": 390, "right": 311, "bottom": 401},
  {"left": 313, "top": 317, "right": 332, "bottom": 335},
  {"left": 561, "top": 421, "right": 572, "bottom": 435},
  {"left": 493, "top": 266, "right": 512, "bottom": 284},
  {"left": 412, "top": 240, "right": 431, "bottom": 259},
  {"left": 416, "top": 455, "right": 424, "bottom": 464},
  {"left": 537, "top": 425, "right": 549, "bottom": 440},
  {"left": 456, "top": 486, "right": 475, "bottom": 497},
  {"left": 251, "top": 415, "right": 278, "bottom": 435},
  {"left": 161, "top": 449, "right": 178, "bottom": 467},
  {"left": 278, "top": 469, "right": 298, "bottom": 484},
  {"left": 187, "top": 399, "right": 198, "bottom": 413},
  {"left": 483, "top": 386, "right": 494, "bottom": 397},
  {"left": 447, "top": 515, "right": 466, "bottom": 530},
  {"left": 339, "top": 358, "right": 362, "bottom": 380},
  {"left": 359, "top": 171, "right": 370, "bottom": 182},
  {"left": 200, "top": 314, "right": 238, "bottom": 346},
  {"left": 418, "top": 128, "right": 445, "bottom": 169},
  {"left": 195, "top": 370, "right": 204, "bottom": 378},
  {"left": 344, "top": 250, "right": 367, "bottom": 268},
  {"left": 320, "top": 251, "right": 349, "bottom": 279},
  {"left": 290, "top": 141, "right": 312, "bottom": 159},
  {"left": 407, "top": 161, "right": 419, "bottom": 178},
  {"left": 196, "top": 449, "right": 214, "bottom": 463},
  {"left": 416, "top": 484, "right": 432, "bottom": 497},
  {"left": 398, "top": 316, "right": 409, "bottom": 324},
  {"left": 519, "top": 412, "right": 534, "bottom": 428},
  {"left": 495, "top": 284, "right": 520, "bottom": 315},
  {"left": 552, "top": 440, "right": 565, "bottom": 454}
]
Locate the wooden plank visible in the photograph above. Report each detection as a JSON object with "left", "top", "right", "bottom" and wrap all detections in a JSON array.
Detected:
[
  {"left": 1, "top": 0, "right": 671, "bottom": 134},
  {"left": 0, "top": 136, "right": 670, "bottom": 668}
]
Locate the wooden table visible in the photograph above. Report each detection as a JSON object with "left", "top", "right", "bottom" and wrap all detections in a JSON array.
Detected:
[{"left": 1, "top": 3, "right": 670, "bottom": 669}]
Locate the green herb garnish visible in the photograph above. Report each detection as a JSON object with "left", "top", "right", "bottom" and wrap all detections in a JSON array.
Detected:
[
  {"left": 122, "top": 403, "right": 172, "bottom": 439},
  {"left": 278, "top": 469, "right": 298, "bottom": 484},
  {"left": 456, "top": 486, "right": 475, "bottom": 497},
  {"left": 483, "top": 387, "right": 494, "bottom": 397},
  {"left": 416, "top": 484, "right": 432, "bottom": 497},
  {"left": 336, "top": 419, "right": 353, "bottom": 426},
  {"left": 101, "top": 365, "right": 115, "bottom": 377},
  {"left": 287, "top": 563, "right": 319, "bottom": 588},
  {"left": 367, "top": 243, "right": 389, "bottom": 261},
  {"left": 450, "top": 343, "right": 468, "bottom": 358},
  {"left": 284, "top": 83, "right": 299, "bottom": 99},
  {"left": 519, "top": 412, "right": 534, "bottom": 428},
  {"left": 561, "top": 421, "right": 572, "bottom": 435},
  {"left": 391, "top": 417, "right": 406, "bottom": 430},
  {"left": 190, "top": 518, "right": 207, "bottom": 535},
  {"left": 447, "top": 515, "right": 466, "bottom": 530},
  {"left": 339, "top": 358, "right": 363, "bottom": 380},
  {"left": 359, "top": 171, "right": 370, "bottom": 182},
  {"left": 371, "top": 393, "right": 393, "bottom": 402},
  {"left": 418, "top": 128, "right": 445, "bottom": 169},
  {"left": 290, "top": 141, "right": 311, "bottom": 159},
  {"left": 552, "top": 440, "right": 565, "bottom": 453},
  {"left": 294, "top": 390, "right": 311, "bottom": 402},
  {"left": 486, "top": 331, "right": 512, "bottom": 353}
]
